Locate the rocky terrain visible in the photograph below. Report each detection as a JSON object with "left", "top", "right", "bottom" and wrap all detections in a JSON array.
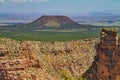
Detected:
[
  {"left": 83, "top": 28, "right": 120, "bottom": 80},
  {"left": 0, "top": 38, "right": 97, "bottom": 80},
  {"left": 1, "top": 28, "right": 120, "bottom": 80}
]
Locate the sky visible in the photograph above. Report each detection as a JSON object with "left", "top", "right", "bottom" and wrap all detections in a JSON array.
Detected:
[{"left": 0, "top": 0, "right": 120, "bottom": 15}]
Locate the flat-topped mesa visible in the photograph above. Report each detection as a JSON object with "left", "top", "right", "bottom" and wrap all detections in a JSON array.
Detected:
[{"left": 100, "top": 28, "right": 119, "bottom": 49}]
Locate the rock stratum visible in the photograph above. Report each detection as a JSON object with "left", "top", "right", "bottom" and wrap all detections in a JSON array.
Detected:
[
  {"left": 0, "top": 38, "right": 96, "bottom": 80},
  {"left": 83, "top": 28, "right": 120, "bottom": 80}
]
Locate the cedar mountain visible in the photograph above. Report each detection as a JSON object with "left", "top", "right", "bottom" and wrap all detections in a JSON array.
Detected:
[{"left": 27, "top": 15, "right": 93, "bottom": 30}]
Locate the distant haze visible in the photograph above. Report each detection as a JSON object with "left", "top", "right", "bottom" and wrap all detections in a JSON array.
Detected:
[
  {"left": 0, "top": 0, "right": 120, "bottom": 26},
  {"left": 0, "top": 0, "right": 120, "bottom": 16}
]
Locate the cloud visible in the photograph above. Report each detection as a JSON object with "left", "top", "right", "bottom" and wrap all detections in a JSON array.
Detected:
[
  {"left": 0, "top": 0, "right": 4, "bottom": 3},
  {"left": 11, "top": 0, "right": 49, "bottom": 3},
  {"left": 0, "top": 0, "right": 49, "bottom": 3}
]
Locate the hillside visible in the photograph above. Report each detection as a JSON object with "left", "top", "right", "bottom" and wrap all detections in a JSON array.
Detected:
[
  {"left": 27, "top": 15, "right": 94, "bottom": 30},
  {"left": 0, "top": 38, "right": 97, "bottom": 80}
]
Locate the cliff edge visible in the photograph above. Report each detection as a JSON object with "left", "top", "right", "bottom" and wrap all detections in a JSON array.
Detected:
[{"left": 83, "top": 28, "right": 120, "bottom": 80}]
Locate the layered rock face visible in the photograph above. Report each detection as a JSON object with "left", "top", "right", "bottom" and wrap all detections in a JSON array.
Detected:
[
  {"left": 83, "top": 28, "right": 120, "bottom": 80},
  {"left": 0, "top": 38, "right": 96, "bottom": 80},
  {"left": 0, "top": 43, "right": 42, "bottom": 80}
]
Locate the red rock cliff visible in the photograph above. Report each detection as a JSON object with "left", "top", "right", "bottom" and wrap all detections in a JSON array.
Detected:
[{"left": 83, "top": 28, "right": 120, "bottom": 80}]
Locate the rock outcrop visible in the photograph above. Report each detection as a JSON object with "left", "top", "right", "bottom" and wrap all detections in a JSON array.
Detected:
[
  {"left": 83, "top": 28, "right": 120, "bottom": 80},
  {"left": 0, "top": 38, "right": 96, "bottom": 80},
  {"left": 0, "top": 42, "right": 42, "bottom": 80}
]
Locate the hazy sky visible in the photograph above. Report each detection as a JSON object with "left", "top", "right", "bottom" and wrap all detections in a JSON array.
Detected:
[{"left": 0, "top": 0, "right": 120, "bottom": 15}]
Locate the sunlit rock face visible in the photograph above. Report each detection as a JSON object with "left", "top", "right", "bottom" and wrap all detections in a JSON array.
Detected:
[
  {"left": 83, "top": 28, "right": 120, "bottom": 80},
  {"left": 0, "top": 38, "right": 96, "bottom": 80}
]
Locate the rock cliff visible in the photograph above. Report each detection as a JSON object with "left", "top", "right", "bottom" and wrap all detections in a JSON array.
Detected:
[
  {"left": 0, "top": 38, "right": 96, "bottom": 80},
  {"left": 83, "top": 28, "right": 120, "bottom": 80}
]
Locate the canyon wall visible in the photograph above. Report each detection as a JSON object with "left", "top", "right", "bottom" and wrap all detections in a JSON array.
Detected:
[
  {"left": 1, "top": 28, "right": 119, "bottom": 80},
  {"left": 0, "top": 38, "right": 96, "bottom": 80},
  {"left": 83, "top": 28, "right": 120, "bottom": 80}
]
